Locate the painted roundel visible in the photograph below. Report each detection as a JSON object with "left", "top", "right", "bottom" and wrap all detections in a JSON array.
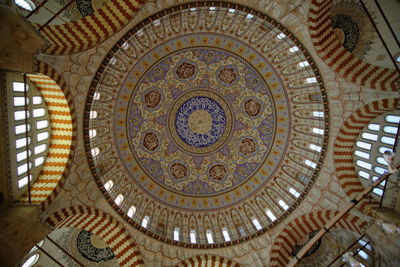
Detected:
[
  {"left": 86, "top": 3, "right": 328, "bottom": 245},
  {"left": 175, "top": 96, "right": 226, "bottom": 148}
]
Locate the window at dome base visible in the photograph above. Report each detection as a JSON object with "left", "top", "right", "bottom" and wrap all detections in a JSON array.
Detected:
[
  {"left": 84, "top": 3, "right": 329, "bottom": 247},
  {"left": 15, "top": 0, "right": 35, "bottom": 11}
]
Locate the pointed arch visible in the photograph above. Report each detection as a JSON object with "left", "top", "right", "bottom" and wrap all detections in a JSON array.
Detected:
[
  {"left": 45, "top": 206, "right": 144, "bottom": 267},
  {"left": 270, "top": 210, "right": 368, "bottom": 267},
  {"left": 37, "top": 0, "right": 145, "bottom": 55},
  {"left": 176, "top": 255, "right": 241, "bottom": 267},
  {"left": 309, "top": 0, "right": 399, "bottom": 91},
  {"left": 17, "top": 62, "right": 75, "bottom": 212},
  {"left": 334, "top": 98, "right": 400, "bottom": 214}
]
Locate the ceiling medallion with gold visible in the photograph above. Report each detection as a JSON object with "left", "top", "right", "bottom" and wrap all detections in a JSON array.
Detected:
[{"left": 85, "top": 2, "right": 328, "bottom": 247}]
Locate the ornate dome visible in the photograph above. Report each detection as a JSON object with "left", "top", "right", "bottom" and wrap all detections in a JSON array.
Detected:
[{"left": 85, "top": 3, "right": 328, "bottom": 247}]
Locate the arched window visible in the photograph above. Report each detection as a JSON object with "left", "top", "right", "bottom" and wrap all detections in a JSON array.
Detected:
[
  {"left": 246, "top": 14, "right": 254, "bottom": 20},
  {"left": 265, "top": 209, "right": 277, "bottom": 222},
  {"left": 190, "top": 230, "right": 197, "bottom": 243},
  {"left": 114, "top": 194, "right": 124, "bottom": 205},
  {"left": 277, "top": 32, "right": 286, "bottom": 39},
  {"left": 142, "top": 216, "right": 149, "bottom": 228},
  {"left": 352, "top": 238, "right": 375, "bottom": 266},
  {"left": 91, "top": 147, "right": 99, "bottom": 158},
  {"left": 306, "top": 77, "right": 317, "bottom": 84},
  {"left": 22, "top": 254, "right": 39, "bottom": 267},
  {"left": 289, "top": 46, "right": 299, "bottom": 53},
  {"left": 289, "top": 187, "right": 300, "bottom": 198},
  {"left": 252, "top": 218, "right": 262, "bottom": 230},
  {"left": 278, "top": 200, "right": 289, "bottom": 210},
  {"left": 312, "top": 127, "right": 324, "bottom": 135},
  {"left": 89, "top": 110, "right": 97, "bottom": 119},
  {"left": 222, "top": 228, "right": 230, "bottom": 242},
  {"left": 173, "top": 227, "right": 180, "bottom": 241},
  {"left": 238, "top": 226, "right": 246, "bottom": 237},
  {"left": 28, "top": 240, "right": 44, "bottom": 253},
  {"left": 309, "top": 144, "right": 322, "bottom": 152},
  {"left": 353, "top": 112, "right": 400, "bottom": 197},
  {"left": 206, "top": 230, "right": 214, "bottom": 243},
  {"left": 122, "top": 42, "right": 130, "bottom": 50},
  {"left": 104, "top": 180, "right": 113, "bottom": 191},
  {"left": 127, "top": 206, "right": 136, "bottom": 218},
  {"left": 89, "top": 129, "right": 97, "bottom": 138},
  {"left": 7, "top": 76, "right": 51, "bottom": 201},
  {"left": 305, "top": 160, "right": 317, "bottom": 169},
  {"left": 298, "top": 61, "right": 310, "bottom": 68},
  {"left": 93, "top": 92, "right": 101, "bottom": 100},
  {"left": 312, "top": 111, "right": 324, "bottom": 117},
  {"left": 15, "top": 0, "right": 35, "bottom": 11}
]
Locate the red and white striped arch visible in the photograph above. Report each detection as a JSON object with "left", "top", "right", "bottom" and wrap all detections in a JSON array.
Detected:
[
  {"left": 21, "top": 61, "right": 77, "bottom": 212},
  {"left": 334, "top": 98, "right": 399, "bottom": 214},
  {"left": 269, "top": 210, "right": 368, "bottom": 267},
  {"left": 176, "top": 255, "right": 241, "bottom": 267},
  {"left": 39, "top": 0, "right": 145, "bottom": 55},
  {"left": 309, "top": 0, "right": 399, "bottom": 91},
  {"left": 45, "top": 205, "right": 144, "bottom": 267},
  {"left": 18, "top": 62, "right": 76, "bottom": 212}
]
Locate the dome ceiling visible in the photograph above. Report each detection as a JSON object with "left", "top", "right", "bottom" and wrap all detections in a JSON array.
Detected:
[{"left": 85, "top": 3, "right": 329, "bottom": 247}]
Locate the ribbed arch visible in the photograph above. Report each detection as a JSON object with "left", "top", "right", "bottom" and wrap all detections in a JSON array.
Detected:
[
  {"left": 45, "top": 206, "right": 144, "bottom": 267},
  {"left": 270, "top": 210, "right": 368, "bottom": 267},
  {"left": 334, "top": 98, "right": 399, "bottom": 214},
  {"left": 17, "top": 70, "right": 74, "bottom": 210},
  {"left": 37, "top": 0, "right": 145, "bottom": 55},
  {"left": 175, "top": 255, "right": 241, "bottom": 267},
  {"left": 308, "top": 0, "right": 399, "bottom": 91}
]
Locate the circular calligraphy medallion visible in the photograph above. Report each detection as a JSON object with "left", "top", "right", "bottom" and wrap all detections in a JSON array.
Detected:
[{"left": 168, "top": 90, "right": 233, "bottom": 154}]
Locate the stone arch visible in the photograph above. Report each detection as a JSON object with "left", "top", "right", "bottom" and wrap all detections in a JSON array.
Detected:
[
  {"left": 175, "top": 255, "right": 241, "bottom": 267},
  {"left": 45, "top": 206, "right": 144, "bottom": 267},
  {"left": 269, "top": 210, "right": 369, "bottom": 267},
  {"left": 334, "top": 98, "right": 400, "bottom": 214},
  {"left": 308, "top": 0, "right": 399, "bottom": 91},
  {"left": 37, "top": 0, "right": 145, "bottom": 55},
  {"left": 18, "top": 61, "right": 76, "bottom": 213}
]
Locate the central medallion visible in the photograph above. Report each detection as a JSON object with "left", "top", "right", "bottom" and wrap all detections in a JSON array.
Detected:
[
  {"left": 176, "top": 96, "right": 225, "bottom": 147},
  {"left": 169, "top": 90, "right": 232, "bottom": 154},
  {"left": 188, "top": 109, "right": 213, "bottom": 135}
]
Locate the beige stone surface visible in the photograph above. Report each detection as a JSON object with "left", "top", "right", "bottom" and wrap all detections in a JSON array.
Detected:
[{"left": 0, "top": 5, "right": 44, "bottom": 72}]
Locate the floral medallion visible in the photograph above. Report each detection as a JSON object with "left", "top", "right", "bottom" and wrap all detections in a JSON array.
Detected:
[{"left": 123, "top": 46, "right": 277, "bottom": 198}]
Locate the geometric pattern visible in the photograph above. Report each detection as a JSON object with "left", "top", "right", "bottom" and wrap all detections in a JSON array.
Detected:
[
  {"left": 115, "top": 40, "right": 287, "bottom": 209},
  {"left": 85, "top": 2, "right": 329, "bottom": 246},
  {"left": 269, "top": 210, "right": 369, "bottom": 267},
  {"left": 175, "top": 255, "right": 241, "bottom": 267},
  {"left": 19, "top": 73, "right": 73, "bottom": 207},
  {"left": 44, "top": 205, "right": 144, "bottom": 267},
  {"left": 309, "top": 0, "right": 399, "bottom": 91},
  {"left": 333, "top": 98, "right": 400, "bottom": 215},
  {"left": 38, "top": 0, "right": 145, "bottom": 55}
]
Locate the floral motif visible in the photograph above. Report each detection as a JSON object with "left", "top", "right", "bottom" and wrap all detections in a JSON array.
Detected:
[
  {"left": 240, "top": 138, "right": 256, "bottom": 156},
  {"left": 218, "top": 67, "right": 236, "bottom": 84},
  {"left": 143, "top": 132, "right": 159, "bottom": 151},
  {"left": 126, "top": 47, "right": 276, "bottom": 198},
  {"left": 209, "top": 164, "right": 227, "bottom": 181},
  {"left": 176, "top": 62, "right": 195, "bottom": 79},
  {"left": 170, "top": 163, "right": 188, "bottom": 179},
  {"left": 245, "top": 99, "right": 262, "bottom": 116},
  {"left": 144, "top": 90, "right": 161, "bottom": 108}
]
